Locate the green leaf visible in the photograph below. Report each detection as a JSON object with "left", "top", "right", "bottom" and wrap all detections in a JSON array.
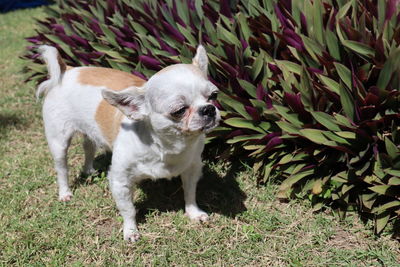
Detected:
[
  {"left": 299, "top": 129, "right": 337, "bottom": 146},
  {"left": 369, "top": 185, "right": 391, "bottom": 195},
  {"left": 339, "top": 83, "right": 355, "bottom": 120},
  {"left": 342, "top": 40, "right": 375, "bottom": 58},
  {"left": 279, "top": 169, "right": 314, "bottom": 191},
  {"left": 176, "top": 24, "right": 196, "bottom": 46},
  {"left": 388, "top": 177, "right": 400, "bottom": 185},
  {"left": 323, "top": 131, "right": 351, "bottom": 145},
  {"left": 276, "top": 121, "right": 300, "bottom": 135},
  {"left": 334, "top": 63, "right": 352, "bottom": 89},
  {"left": 325, "top": 27, "right": 341, "bottom": 60},
  {"left": 238, "top": 79, "right": 257, "bottom": 98},
  {"left": 375, "top": 210, "right": 390, "bottom": 234},
  {"left": 385, "top": 169, "right": 400, "bottom": 177},
  {"left": 335, "top": 131, "right": 356, "bottom": 139},
  {"left": 336, "top": 0, "right": 353, "bottom": 19},
  {"left": 385, "top": 137, "right": 399, "bottom": 159},
  {"left": 275, "top": 60, "right": 301, "bottom": 75},
  {"left": 194, "top": 0, "right": 204, "bottom": 19},
  {"left": 377, "top": 47, "right": 400, "bottom": 89},
  {"left": 318, "top": 74, "right": 340, "bottom": 95},
  {"left": 224, "top": 118, "right": 267, "bottom": 134},
  {"left": 226, "top": 134, "right": 265, "bottom": 144},
  {"left": 334, "top": 113, "right": 356, "bottom": 128},
  {"left": 299, "top": 68, "right": 313, "bottom": 110},
  {"left": 252, "top": 52, "right": 265, "bottom": 80},
  {"left": 278, "top": 154, "right": 294, "bottom": 165},
  {"left": 217, "top": 23, "right": 240, "bottom": 45},
  {"left": 218, "top": 91, "right": 252, "bottom": 120},
  {"left": 301, "top": 35, "right": 324, "bottom": 61},
  {"left": 237, "top": 12, "right": 251, "bottom": 41},
  {"left": 311, "top": 111, "right": 341, "bottom": 131},
  {"left": 99, "top": 24, "right": 119, "bottom": 48},
  {"left": 274, "top": 105, "right": 304, "bottom": 128},
  {"left": 372, "top": 201, "right": 400, "bottom": 213},
  {"left": 313, "top": 0, "right": 324, "bottom": 45}
]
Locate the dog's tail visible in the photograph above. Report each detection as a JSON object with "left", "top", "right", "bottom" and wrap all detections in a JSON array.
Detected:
[{"left": 36, "top": 45, "right": 67, "bottom": 99}]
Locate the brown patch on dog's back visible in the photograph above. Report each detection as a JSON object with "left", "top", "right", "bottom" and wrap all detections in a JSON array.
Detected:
[{"left": 78, "top": 67, "right": 146, "bottom": 147}]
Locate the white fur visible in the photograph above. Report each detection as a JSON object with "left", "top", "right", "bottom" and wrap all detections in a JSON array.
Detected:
[
  {"left": 37, "top": 45, "right": 63, "bottom": 99},
  {"left": 37, "top": 45, "right": 220, "bottom": 242}
]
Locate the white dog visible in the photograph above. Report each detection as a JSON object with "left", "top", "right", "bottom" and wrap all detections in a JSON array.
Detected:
[{"left": 37, "top": 45, "right": 220, "bottom": 242}]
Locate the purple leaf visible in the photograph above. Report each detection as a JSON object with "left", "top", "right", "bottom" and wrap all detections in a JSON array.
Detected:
[
  {"left": 284, "top": 92, "right": 309, "bottom": 119},
  {"left": 171, "top": 1, "right": 187, "bottom": 27},
  {"left": 307, "top": 67, "right": 323, "bottom": 74},
  {"left": 386, "top": 0, "right": 398, "bottom": 21},
  {"left": 116, "top": 37, "right": 137, "bottom": 49},
  {"left": 138, "top": 55, "right": 161, "bottom": 69},
  {"left": 226, "top": 129, "right": 245, "bottom": 139},
  {"left": 131, "top": 70, "right": 147, "bottom": 80},
  {"left": 256, "top": 84, "right": 267, "bottom": 100},
  {"left": 268, "top": 63, "right": 280, "bottom": 74},
  {"left": 274, "top": 4, "right": 288, "bottom": 28},
  {"left": 218, "top": 60, "right": 238, "bottom": 77},
  {"left": 57, "top": 33, "right": 77, "bottom": 47},
  {"left": 110, "top": 27, "right": 126, "bottom": 39},
  {"left": 52, "top": 24, "right": 65, "bottom": 34},
  {"left": 300, "top": 13, "right": 307, "bottom": 32},
  {"left": 70, "top": 34, "right": 89, "bottom": 48},
  {"left": 285, "top": 36, "right": 304, "bottom": 51},
  {"left": 161, "top": 21, "right": 185, "bottom": 42},
  {"left": 89, "top": 19, "right": 102, "bottom": 35},
  {"left": 245, "top": 106, "right": 261, "bottom": 121},
  {"left": 219, "top": 0, "right": 232, "bottom": 18},
  {"left": 240, "top": 38, "right": 249, "bottom": 49},
  {"left": 264, "top": 136, "right": 283, "bottom": 152},
  {"left": 259, "top": 132, "right": 280, "bottom": 143}
]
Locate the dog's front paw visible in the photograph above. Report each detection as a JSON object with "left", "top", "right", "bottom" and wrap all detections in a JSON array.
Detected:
[
  {"left": 82, "top": 167, "right": 96, "bottom": 176},
  {"left": 124, "top": 231, "right": 141, "bottom": 243},
  {"left": 186, "top": 208, "right": 209, "bottom": 222},
  {"left": 59, "top": 192, "right": 73, "bottom": 202}
]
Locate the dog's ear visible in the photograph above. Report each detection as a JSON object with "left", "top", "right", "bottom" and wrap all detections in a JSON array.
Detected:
[
  {"left": 102, "top": 87, "right": 147, "bottom": 120},
  {"left": 192, "top": 45, "right": 208, "bottom": 76}
]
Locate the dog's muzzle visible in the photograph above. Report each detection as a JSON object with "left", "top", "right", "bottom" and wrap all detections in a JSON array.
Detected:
[
  {"left": 198, "top": 104, "right": 216, "bottom": 118},
  {"left": 198, "top": 104, "right": 219, "bottom": 132}
]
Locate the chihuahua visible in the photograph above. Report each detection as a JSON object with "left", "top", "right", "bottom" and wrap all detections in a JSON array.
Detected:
[{"left": 37, "top": 45, "right": 220, "bottom": 242}]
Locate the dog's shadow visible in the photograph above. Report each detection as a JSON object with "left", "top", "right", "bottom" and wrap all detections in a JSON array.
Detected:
[
  {"left": 135, "top": 162, "right": 247, "bottom": 223},
  {"left": 0, "top": 113, "right": 23, "bottom": 136},
  {"left": 77, "top": 153, "right": 247, "bottom": 221}
]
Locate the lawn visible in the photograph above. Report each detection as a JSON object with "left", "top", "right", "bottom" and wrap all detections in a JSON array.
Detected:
[{"left": 0, "top": 6, "right": 399, "bottom": 266}]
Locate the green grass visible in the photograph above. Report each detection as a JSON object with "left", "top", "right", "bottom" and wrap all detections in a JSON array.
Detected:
[{"left": 1, "top": 6, "right": 399, "bottom": 266}]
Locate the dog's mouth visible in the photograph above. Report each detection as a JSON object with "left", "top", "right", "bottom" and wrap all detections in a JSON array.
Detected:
[
  {"left": 181, "top": 118, "right": 219, "bottom": 135},
  {"left": 201, "top": 117, "right": 220, "bottom": 133}
]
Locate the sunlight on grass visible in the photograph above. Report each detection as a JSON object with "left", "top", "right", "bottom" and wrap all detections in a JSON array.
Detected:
[{"left": 0, "top": 6, "right": 399, "bottom": 266}]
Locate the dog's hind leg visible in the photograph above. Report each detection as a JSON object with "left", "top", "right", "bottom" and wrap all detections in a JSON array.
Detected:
[
  {"left": 43, "top": 109, "right": 75, "bottom": 201},
  {"left": 82, "top": 135, "right": 96, "bottom": 175}
]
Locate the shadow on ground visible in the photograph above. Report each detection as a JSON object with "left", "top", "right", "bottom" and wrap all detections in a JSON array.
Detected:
[
  {"left": 0, "top": 113, "right": 23, "bottom": 136},
  {"left": 136, "top": 163, "right": 247, "bottom": 223},
  {"left": 75, "top": 152, "right": 247, "bottom": 222}
]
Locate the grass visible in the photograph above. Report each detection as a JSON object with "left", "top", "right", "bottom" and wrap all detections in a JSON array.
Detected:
[{"left": 1, "top": 6, "right": 399, "bottom": 266}]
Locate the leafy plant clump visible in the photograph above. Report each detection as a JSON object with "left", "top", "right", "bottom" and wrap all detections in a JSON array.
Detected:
[{"left": 24, "top": 0, "right": 400, "bottom": 234}]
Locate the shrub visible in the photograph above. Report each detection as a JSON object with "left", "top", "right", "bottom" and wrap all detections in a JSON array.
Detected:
[{"left": 24, "top": 0, "right": 400, "bottom": 234}]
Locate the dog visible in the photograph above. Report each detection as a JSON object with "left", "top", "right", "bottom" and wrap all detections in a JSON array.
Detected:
[{"left": 37, "top": 45, "right": 220, "bottom": 242}]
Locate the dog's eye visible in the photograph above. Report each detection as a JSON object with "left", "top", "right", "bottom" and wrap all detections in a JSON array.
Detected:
[
  {"left": 171, "top": 106, "right": 187, "bottom": 118},
  {"left": 208, "top": 91, "right": 218, "bottom": 101}
]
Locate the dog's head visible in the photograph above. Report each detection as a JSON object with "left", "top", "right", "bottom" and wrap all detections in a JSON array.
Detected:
[{"left": 102, "top": 45, "right": 220, "bottom": 137}]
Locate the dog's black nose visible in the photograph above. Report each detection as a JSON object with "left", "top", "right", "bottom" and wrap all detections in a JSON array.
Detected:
[{"left": 199, "top": 105, "right": 216, "bottom": 117}]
